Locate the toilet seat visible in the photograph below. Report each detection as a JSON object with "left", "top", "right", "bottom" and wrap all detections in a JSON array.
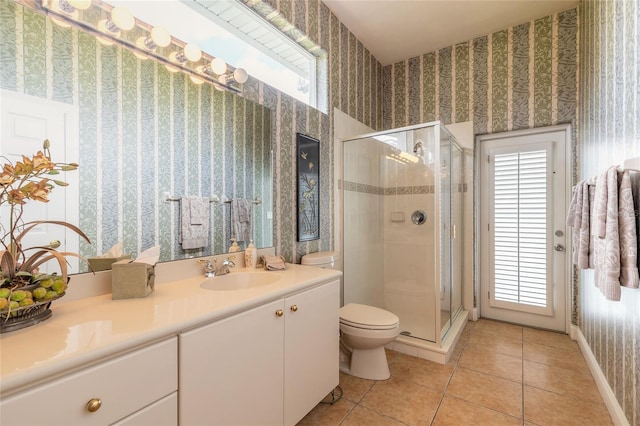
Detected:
[{"left": 340, "top": 303, "right": 399, "bottom": 330}]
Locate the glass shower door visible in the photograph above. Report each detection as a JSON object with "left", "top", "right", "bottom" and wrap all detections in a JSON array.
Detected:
[{"left": 439, "top": 137, "right": 452, "bottom": 336}]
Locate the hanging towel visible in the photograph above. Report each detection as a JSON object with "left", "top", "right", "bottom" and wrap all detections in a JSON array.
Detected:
[
  {"left": 567, "top": 181, "right": 591, "bottom": 269},
  {"left": 179, "top": 196, "right": 210, "bottom": 250},
  {"left": 630, "top": 171, "right": 640, "bottom": 271},
  {"left": 592, "top": 168, "right": 609, "bottom": 239},
  {"left": 593, "top": 166, "right": 622, "bottom": 301},
  {"left": 618, "top": 170, "right": 639, "bottom": 289},
  {"left": 230, "top": 198, "right": 252, "bottom": 242}
]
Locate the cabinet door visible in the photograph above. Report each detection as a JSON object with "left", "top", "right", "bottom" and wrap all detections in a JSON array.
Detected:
[
  {"left": 112, "top": 392, "right": 177, "bottom": 426},
  {"left": 0, "top": 338, "right": 177, "bottom": 426},
  {"left": 284, "top": 280, "right": 340, "bottom": 426},
  {"left": 179, "top": 299, "right": 284, "bottom": 426}
]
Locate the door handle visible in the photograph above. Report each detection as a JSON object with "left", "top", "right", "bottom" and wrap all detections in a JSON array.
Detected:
[{"left": 554, "top": 244, "right": 565, "bottom": 252}]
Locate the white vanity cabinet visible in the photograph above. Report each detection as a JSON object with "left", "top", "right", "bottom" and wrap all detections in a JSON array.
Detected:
[
  {"left": 0, "top": 338, "right": 178, "bottom": 426},
  {"left": 179, "top": 279, "right": 340, "bottom": 426}
]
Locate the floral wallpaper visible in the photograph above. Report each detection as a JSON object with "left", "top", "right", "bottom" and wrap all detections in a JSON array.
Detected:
[
  {"left": 579, "top": 0, "right": 640, "bottom": 423},
  {"left": 381, "top": 9, "right": 578, "bottom": 136}
]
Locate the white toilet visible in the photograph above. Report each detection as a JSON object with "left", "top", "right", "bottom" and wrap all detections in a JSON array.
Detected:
[{"left": 301, "top": 251, "right": 400, "bottom": 380}]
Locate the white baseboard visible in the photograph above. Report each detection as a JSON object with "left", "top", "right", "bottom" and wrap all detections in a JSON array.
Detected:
[
  {"left": 471, "top": 307, "right": 479, "bottom": 321},
  {"left": 569, "top": 324, "right": 578, "bottom": 340},
  {"left": 574, "top": 327, "right": 629, "bottom": 426}
]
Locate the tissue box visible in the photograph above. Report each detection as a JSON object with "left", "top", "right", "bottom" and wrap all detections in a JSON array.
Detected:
[
  {"left": 88, "top": 255, "right": 132, "bottom": 272},
  {"left": 111, "top": 259, "right": 155, "bottom": 300}
]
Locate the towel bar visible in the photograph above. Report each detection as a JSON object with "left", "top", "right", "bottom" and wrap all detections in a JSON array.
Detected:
[{"left": 163, "top": 194, "right": 262, "bottom": 205}]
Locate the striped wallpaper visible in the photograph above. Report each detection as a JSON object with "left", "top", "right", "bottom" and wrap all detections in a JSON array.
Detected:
[
  {"left": 0, "top": 2, "right": 272, "bottom": 267},
  {"left": 0, "top": 0, "right": 385, "bottom": 265},
  {"left": 382, "top": 9, "right": 578, "bottom": 136},
  {"left": 579, "top": 0, "right": 640, "bottom": 423}
]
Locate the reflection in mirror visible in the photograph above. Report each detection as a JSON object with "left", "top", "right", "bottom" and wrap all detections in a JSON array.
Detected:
[{"left": 0, "top": 1, "right": 273, "bottom": 273}]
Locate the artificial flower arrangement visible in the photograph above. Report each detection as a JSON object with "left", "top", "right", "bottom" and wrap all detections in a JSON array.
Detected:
[{"left": 0, "top": 140, "right": 90, "bottom": 328}]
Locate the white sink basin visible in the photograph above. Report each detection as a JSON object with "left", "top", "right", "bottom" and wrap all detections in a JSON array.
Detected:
[{"left": 200, "top": 272, "right": 281, "bottom": 291}]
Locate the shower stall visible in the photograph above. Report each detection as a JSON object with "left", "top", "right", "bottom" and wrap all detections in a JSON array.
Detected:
[{"left": 341, "top": 122, "right": 466, "bottom": 355}]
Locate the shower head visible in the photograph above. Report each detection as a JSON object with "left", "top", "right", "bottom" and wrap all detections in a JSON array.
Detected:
[{"left": 413, "top": 141, "right": 423, "bottom": 154}]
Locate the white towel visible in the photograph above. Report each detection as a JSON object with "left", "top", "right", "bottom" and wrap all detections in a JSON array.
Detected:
[
  {"left": 230, "top": 198, "right": 252, "bottom": 242},
  {"left": 180, "top": 196, "right": 210, "bottom": 250}
]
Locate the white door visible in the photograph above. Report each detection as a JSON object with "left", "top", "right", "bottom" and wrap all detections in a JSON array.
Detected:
[
  {"left": 478, "top": 125, "right": 571, "bottom": 332},
  {"left": 0, "top": 90, "right": 79, "bottom": 273}
]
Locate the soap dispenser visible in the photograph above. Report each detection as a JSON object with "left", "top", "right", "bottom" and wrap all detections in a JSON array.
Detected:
[
  {"left": 229, "top": 238, "right": 241, "bottom": 253},
  {"left": 245, "top": 240, "right": 257, "bottom": 268}
]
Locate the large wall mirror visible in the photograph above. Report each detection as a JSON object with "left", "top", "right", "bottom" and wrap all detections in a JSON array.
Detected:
[{"left": 0, "top": 1, "right": 273, "bottom": 274}]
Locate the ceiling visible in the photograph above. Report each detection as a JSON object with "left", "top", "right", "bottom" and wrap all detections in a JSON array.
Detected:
[{"left": 322, "top": 0, "right": 579, "bottom": 65}]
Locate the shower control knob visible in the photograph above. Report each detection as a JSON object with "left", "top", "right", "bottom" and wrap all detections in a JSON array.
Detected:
[
  {"left": 275, "top": 309, "right": 284, "bottom": 317},
  {"left": 411, "top": 210, "right": 427, "bottom": 225},
  {"left": 554, "top": 244, "right": 565, "bottom": 252}
]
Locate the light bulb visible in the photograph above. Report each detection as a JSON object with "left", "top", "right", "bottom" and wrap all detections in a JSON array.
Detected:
[
  {"left": 190, "top": 75, "right": 204, "bottom": 85},
  {"left": 150, "top": 26, "right": 171, "bottom": 48},
  {"left": 183, "top": 43, "right": 202, "bottom": 62},
  {"left": 96, "top": 36, "right": 114, "bottom": 46},
  {"left": 110, "top": 7, "right": 134, "bottom": 31},
  {"left": 165, "top": 64, "right": 180, "bottom": 73},
  {"left": 52, "top": 0, "right": 78, "bottom": 19},
  {"left": 233, "top": 68, "right": 248, "bottom": 84},
  {"left": 218, "top": 74, "right": 230, "bottom": 85},
  {"left": 137, "top": 26, "right": 171, "bottom": 52},
  {"left": 66, "top": 0, "right": 91, "bottom": 10},
  {"left": 211, "top": 57, "right": 226, "bottom": 75}
]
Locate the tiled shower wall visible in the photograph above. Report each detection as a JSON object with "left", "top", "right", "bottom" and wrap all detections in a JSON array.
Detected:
[
  {"left": 0, "top": 2, "right": 272, "bottom": 266},
  {"left": 381, "top": 8, "right": 578, "bottom": 136},
  {"left": 578, "top": 0, "right": 640, "bottom": 423}
]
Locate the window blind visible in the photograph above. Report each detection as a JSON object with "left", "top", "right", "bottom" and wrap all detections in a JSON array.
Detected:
[{"left": 493, "top": 150, "right": 548, "bottom": 307}]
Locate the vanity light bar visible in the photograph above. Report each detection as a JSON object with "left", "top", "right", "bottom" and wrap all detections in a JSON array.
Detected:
[{"left": 33, "top": 0, "right": 244, "bottom": 94}]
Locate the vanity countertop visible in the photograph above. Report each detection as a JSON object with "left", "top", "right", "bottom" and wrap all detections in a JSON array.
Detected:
[{"left": 0, "top": 264, "right": 341, "bottom": 396}]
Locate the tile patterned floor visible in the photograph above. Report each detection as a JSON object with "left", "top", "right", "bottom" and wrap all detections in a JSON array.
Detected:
[{"left": 297, "top": 319, "right": 613, "bottom": 426}]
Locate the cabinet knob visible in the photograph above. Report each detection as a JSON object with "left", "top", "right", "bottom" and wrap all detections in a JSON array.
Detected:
[
  {"left": 290, "top": 305, "right": 298, "bottom": 312},
  {"left": 86, "top": 398, "right": 102, "bottom": 413},
  {"left": 275, "top": 309, "right": 284, "bottom": 317}
]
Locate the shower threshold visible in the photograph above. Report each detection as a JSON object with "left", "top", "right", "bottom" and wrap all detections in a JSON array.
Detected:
[{"left": 387, "top": 310, "right": 469, "bottom": 364}]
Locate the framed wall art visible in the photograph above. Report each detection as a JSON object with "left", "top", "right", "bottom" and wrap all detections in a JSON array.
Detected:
[{"left": 296, "top": 133, "right": 320, "bottom": 241}]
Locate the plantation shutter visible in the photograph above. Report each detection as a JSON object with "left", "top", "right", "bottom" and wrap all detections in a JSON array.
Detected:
[{"left": 489, "top": 143, "right": 553, "bottom": 315}]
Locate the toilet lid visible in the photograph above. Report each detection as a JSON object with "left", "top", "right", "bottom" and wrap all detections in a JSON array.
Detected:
[{"left": 340, "top": 303, "right": 399, "bottom": 329}]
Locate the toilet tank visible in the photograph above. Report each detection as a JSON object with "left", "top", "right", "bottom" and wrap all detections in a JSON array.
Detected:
[
  {"left": 301, "top": 251, "right": 343, "bottom": 306},
  {"left": 301, "top": 251, "right": 340, "bottom": 270}
]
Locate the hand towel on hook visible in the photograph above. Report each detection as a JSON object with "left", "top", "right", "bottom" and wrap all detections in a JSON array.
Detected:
[
  {"left": 180, "top": 196, "right": 210, "bottom": 249},
  {"left": 230, "top": 198, "right": 252, "bottom": 242}
]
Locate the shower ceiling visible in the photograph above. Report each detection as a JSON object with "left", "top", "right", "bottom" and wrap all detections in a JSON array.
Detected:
[{"left": 322, "top": 0, "right": 579, "bottom": 65}]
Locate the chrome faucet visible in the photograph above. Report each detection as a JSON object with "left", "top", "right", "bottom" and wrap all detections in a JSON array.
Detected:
[
  {"left": 199, "top": 256, "right": 236, "bottom": 277},
  {"left": 213, "top": 256, "right": 236, "bottom": 276},
  {"left": 199, "top": 259, "right": 216, "bottom": 278}
]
